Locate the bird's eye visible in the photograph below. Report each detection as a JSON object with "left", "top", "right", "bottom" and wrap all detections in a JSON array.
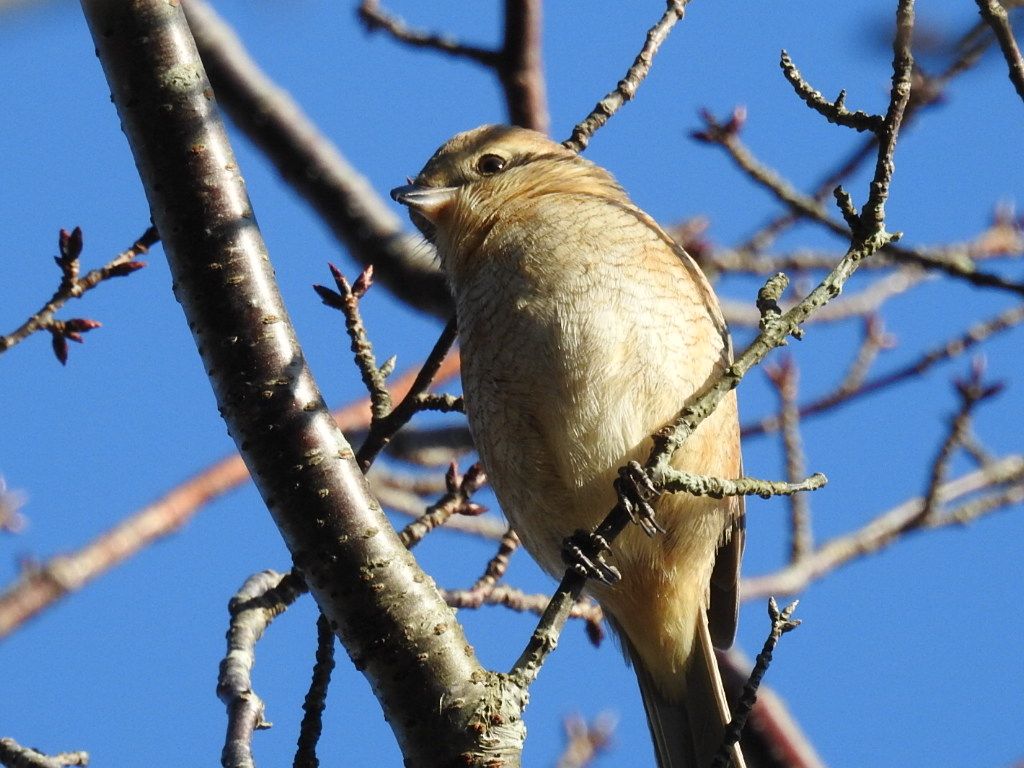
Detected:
[{"left": 476, "top": 154, "right": 507, "bottom": 176}]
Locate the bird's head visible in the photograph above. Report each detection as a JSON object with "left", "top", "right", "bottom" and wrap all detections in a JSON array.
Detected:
[{"left": 391, "top": 125, "right": 624, "bottom": 256}]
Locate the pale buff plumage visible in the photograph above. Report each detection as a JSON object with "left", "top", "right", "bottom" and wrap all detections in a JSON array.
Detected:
[{"left": 393, "top": 125, "right": 745, "bottom": 768}]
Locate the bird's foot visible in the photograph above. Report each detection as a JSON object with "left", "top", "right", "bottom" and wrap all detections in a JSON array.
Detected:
[
  {"left": 615, "top": 461, "right": 663, "bottom": 537},
  {"left": 562, "top": 530, "right": 621, "bottom": 584}
]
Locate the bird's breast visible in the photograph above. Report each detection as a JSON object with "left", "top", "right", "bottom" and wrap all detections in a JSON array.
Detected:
[{"left": 448, "top": 194, "right": 731, "bottom": 577}]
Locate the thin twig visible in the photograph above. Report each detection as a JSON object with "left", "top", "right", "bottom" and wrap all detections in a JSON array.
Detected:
[
  {"left": 218, "top": 570, "right": 308, "bottom": 768},
  {"left": 357, "top": 0, "right": 498, "bottom": 65},
  {"left": 656, "top": 468, "right": 827, "bottom": 500},
  {"left": 833, "top": 314, "right": 897, "bottom": 396},
  {"left": 399, "top": 463, "right": 488, "bottom": 548},
  {"left": 383, "top": 424, "right": 476, "bottom": 466},
  {"left": 695, "top": 109, "right": 1024, "bottom": 297},
  {"left": 974, "top": 0, "right": 1024, "bottom": 102},
  {"left": 0, "top": 226, "right": 154, "bottom": 362},
  {"left": 737, "top": 18, "right": 993, "bottom": 255},
  {"left": 357, "top": 318, "right": 460, "bottom": 470},
  {"left": 562, "top": 0, "right": 687, "bottom": 152},
  {"left": 779, "top": 50, "right": 883, "bottom": 132},
  {"left": 719, "top": 268, "right": 928, "bottom": 328},
  {"left": 293, "top": 613, "right": 336, "bottom": 768},
  {"left": 469, "top": 527, "right": 520, "bottom": 593},
  {"left": 915, "top": 360, "right": 1004, "bottom": 525},
  {"left": 960, "top": 430, "right": 999, "bottom": 468},
  {"left": 765, "top": 359, "right": 813, "bottom": 562},
  {"left": 0, "top": 739, "right": 88, "bottom": 768},
  {"left": 441, "top": 585, "right": 605, "bottom": 646},
  {"left": 743, "top": 456, "right": 1024, "bottom": 599},
  {"left": 859, "top": 0, "right": 915, "bottom": 235},
  {"left": 743, "top": 303, "right": 1024, "bottom": 438},
  {"left": 369, "top": 478, "right": 509, "bottom": 541},
  {"left": 941, "top": 479, "right": 1024, "bottom": 525},
  {"left": 315, "top": 264, "right": 391, "bottom": 418},
  {"left": 714, "top": 648, "right": 829, "bottom": 768},
  {"left": 711, "top": 599, "right": 801, "bottom": 768}
]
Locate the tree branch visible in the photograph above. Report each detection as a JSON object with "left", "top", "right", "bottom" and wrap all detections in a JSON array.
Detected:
[
  {"left": 711, "top": 599, "right": 801, "bottom": 768},
  {"left": 512, "top": 0, "right": 918, "bottom": 692},
  {"left": 0, "top": 226, "right": 154, "bottom": 362},
  {"left": 779, "top": 50, "right": 883, "bottom": 132},
  {"left": 743, "top": 302, "right": 1024, "bottom": 438},
  {"left": 562, "top": 0, "right": 688, "bottom": 152},
  {"left": 79, "top": 3, "right": 514, "bottom": 762},
  {"left": 356, "top": 1, "right": 499, "bottom": 65},
  {"left": 765, "top": 358, "right": 813, "bottom": 562},
  {"left": 742, "top": 456, "right": 1024, "bottom": 600},
  {"left": 974, "top": 0, "right": 1024, "bottom": 102},
  {"left": 499, "top": 0, "right": 550, "bottom": 132},
  {"left": 0, "top": 739, "right": 88, "bottom": 768},
  {"left": 218, "top": 570, "right": 306, "bottom": 768}
]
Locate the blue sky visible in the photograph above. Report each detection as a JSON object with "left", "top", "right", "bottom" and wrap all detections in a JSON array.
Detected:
[{"left": 1, "top": 2, "right": 1022, "bottom": 766}]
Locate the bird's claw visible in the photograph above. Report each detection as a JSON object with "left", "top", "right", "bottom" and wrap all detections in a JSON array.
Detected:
[
  {"left": 562, "top": 530, "right": 621, "bottom": 584},
  {"left": 615, "top": 461, "right": 663, "bottom": 537}
]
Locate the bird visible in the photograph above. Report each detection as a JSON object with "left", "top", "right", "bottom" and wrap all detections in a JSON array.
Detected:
[{"left": 391, "top": 124, "right": 745, "bottom": 768}]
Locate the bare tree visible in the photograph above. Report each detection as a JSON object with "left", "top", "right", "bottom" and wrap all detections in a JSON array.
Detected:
[{"left": 1, "top": 2, "right": 1022, "bottom": 767}]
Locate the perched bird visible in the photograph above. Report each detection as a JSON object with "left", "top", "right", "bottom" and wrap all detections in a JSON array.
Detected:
[{"left": 392, "top": 125, "right": 745, "bottom": 768}]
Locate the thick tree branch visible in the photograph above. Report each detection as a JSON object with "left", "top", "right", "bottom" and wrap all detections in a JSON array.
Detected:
[{"left": 79, "top": 3, "right": 517, "bottom": 763}]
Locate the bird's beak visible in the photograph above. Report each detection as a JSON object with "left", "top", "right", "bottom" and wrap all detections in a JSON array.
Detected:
[{"left": 390, "top": 184, "right": 459, "bottom": 224}]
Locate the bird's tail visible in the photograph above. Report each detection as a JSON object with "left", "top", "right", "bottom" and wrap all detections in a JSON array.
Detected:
[{"left": 630, "top": 617, "right": 746, "bottom": 768}]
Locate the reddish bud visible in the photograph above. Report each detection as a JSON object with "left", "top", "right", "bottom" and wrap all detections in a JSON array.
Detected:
[
  {"left": 458, "top": 502, "right": 487, "bottom": 517},
  {"left": 51, "top": 333, "right": 69, "bottom": 365},
  {"left": 726, "top": 105, "right": 748, "bottom": 133},
  {"left": 955, "top": 356, "right": 1006, "bottom": 402},
  {"left": 63, "top": 318, "right": 102, "bottom": 333},
  {"left": 327, "top": 262, "right": 352, "bottom": 296},
  {"left": 462, "top": 462, "right": 487, "bottom": 490},
  {"left": 352, "top": 265, "right": 374, "bottom": 298},
  {"left": 691, "top": 106, "right": 746, "bottom": 144},
  {"left": 313, "top": 283, "right": 345, "bottom": 309},
  {"left": 58, "top": 226, "right": 83, "bottom": 262},
  {"left": 107, "top": 260, "right": 146, "bottom": 278},
  {"left": 445, "top": 462, "right": 460, "bottom": 494}
]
